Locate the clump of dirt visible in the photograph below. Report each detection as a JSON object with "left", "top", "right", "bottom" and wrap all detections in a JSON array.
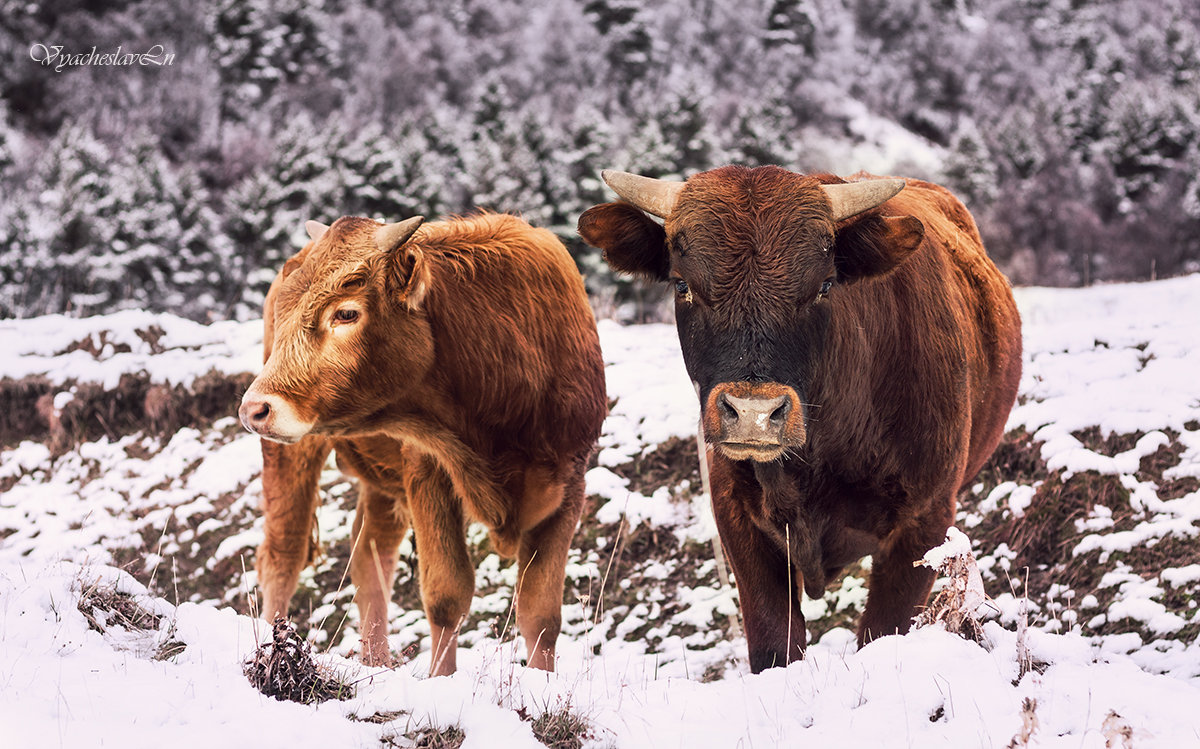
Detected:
[
  {"left": 1071, "top": 426, "right": 1143, "bottom": 456},
  {"left": 0, "top": 370, "right": 254, "bottom": 452},
  {"left": 1005, "top": 471, "right": 1129, "bottom": 578},
  {"left": 971, "top": 428, "right": 1047, "bottom": 489},
  {"left": 609, "top": 435, "right": 702, "bottom": 495},
  {"left": 243, "top": 618, "right": 352, "bottom": 704}
]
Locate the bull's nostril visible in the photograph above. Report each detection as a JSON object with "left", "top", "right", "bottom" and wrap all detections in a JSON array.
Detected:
[
  {"left": 769, "top": 401, "right": 790, "bottom": 425},
  {"left": 718, "top": 393, "right": 739, "bottom": 422}
]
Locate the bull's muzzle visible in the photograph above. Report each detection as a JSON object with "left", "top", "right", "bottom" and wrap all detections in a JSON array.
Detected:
[
  {"left": 239, "top": 388, "right": 313, "bottom": 444},
  {"left": 704, "top": 382, "right": 806, "bottom": 462}
]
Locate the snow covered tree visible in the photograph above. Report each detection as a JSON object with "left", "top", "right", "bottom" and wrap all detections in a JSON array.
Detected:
[
  {"left": 208, "top": 0, "right": 340, "bottom": 121},
  {"left": 765, "top": 0, "right": 817, "bottom": 56},
  {"left": 943, "top": 118, "right": 999, "bottom": 209},
  {"left": 583, "top": 0, "right": 654, "bottom": 90}
]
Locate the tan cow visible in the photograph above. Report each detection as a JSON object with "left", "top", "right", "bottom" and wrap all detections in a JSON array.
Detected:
[{"left": 239, "top": 213, "right": 607, "bottom": 675}]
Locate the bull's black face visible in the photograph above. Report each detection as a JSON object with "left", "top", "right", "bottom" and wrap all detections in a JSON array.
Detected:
[
  {"left": 667, "top": 181, "right": 837, "bottom": 462},
  {"left": 577, "top": 165, "right": 925, "bottom": 463}
]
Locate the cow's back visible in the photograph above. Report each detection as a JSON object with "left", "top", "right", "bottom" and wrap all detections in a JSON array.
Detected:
[{"left": 416, "top": 214, "right": 607, "bottom": 459}]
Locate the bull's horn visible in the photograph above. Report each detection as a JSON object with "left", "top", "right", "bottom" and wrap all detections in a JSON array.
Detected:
[
  {"left": 375, "top": 216, "right": 425, "bottom": 254},
  {"left": 821, "top": 179, "right": 906, "bottom": 222},
  {"left": 601, "top": 170, "right": 685, "bottom": 219},
  {"left": 305, "top": 220, "right": 330, "bottom": 242}
]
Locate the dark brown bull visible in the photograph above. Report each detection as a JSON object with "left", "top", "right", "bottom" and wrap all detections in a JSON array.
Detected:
[
  {"left": 578, "top": 166, "right": 1021, "bottom": 672},
  {"left": 239, "top": 213, "right": 606, "bottom": 675}
]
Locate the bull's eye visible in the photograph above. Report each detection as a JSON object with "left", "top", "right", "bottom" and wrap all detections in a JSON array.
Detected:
[
  {"left": 333, "top": 308, "right": 360, "bottom": 324},
  {"left": 816, "top": 279, "right": 834, "bottom": 300},
  {"left": 673, "top": 279, "right": 694, "bottom": 304}
]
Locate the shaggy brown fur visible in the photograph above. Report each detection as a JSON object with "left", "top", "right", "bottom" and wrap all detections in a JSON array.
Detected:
[
  {"left": 246, "top": 213, "right": 606, "bottom": 675},
  {"left": 579, "top": 166, "right": 1021, "bottom": 672}
]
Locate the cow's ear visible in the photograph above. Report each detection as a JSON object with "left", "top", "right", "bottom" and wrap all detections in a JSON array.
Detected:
[
  {"left": 578, "top": 202, "right": 670, "bottom": 281},
  {"left": 832, "top": 214, "right": 924, "bottom": 281},
  {"left": 387, "top": 244, "right": 431, "bottom": 308},
  {"left": 378, "top": 217, "right": 431, "bottom": 308}
]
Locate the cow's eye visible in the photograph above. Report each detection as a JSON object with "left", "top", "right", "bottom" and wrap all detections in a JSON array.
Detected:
[
  {"left": 817, "top": 279, "right": 834, "bottom": 300},
  {"left": 333, "top": 308, "right": 359, "bottom": 324},
  {"left": 674, "top": 279, "right": 690, "bottom": 296}
]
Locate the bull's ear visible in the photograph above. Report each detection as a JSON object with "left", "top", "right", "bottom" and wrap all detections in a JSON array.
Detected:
[
  {"left": 832, "top": 214, "right": 924, "bottom": 281},
  {"left": 578, "top": 202, "right": 670, "bottom": 281}
]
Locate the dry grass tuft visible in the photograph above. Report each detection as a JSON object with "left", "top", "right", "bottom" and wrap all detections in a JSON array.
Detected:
[
  {"left": 521, "top": 704, "right": 594, "bottom": 749},
  {"left": 243, "top": 618, "right": 353, "bottom": 704},
  {"left": 1007, "top": 697, "right": 1039, "bottom": 748},
  {"left": 394, "top": 725, "right": 466, "bottom": 748},
  {"left": 914, "top": 546, "right": 988, "bottom": 645},
  {"left": 77, "top": 579, "right": 163, "bottom": 635}
]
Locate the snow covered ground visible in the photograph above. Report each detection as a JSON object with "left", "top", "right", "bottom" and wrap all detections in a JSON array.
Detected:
[{"left": 2, "top": 275, "right": 1200, "bottom": 747}]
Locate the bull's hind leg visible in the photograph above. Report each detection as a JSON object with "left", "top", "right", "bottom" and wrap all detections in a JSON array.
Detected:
[
  {"left": 858, "top": 510, "right": 951, "bottom": 646},
  {"left": 257, "top": 436, "right": 332, "bottom": 623},
  {"left": 513, "top": 458, "right": 586, "bottom": 671},
  {"left": 349, "top": 483, "right": 410, "bottom": 666},
  {"left": 406, "top": 453, "right": 474, "bottom": 677}
]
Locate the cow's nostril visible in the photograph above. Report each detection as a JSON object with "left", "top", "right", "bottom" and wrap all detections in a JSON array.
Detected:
[{"left": 251, "top": 402, "right": 271, "bottom": 424}]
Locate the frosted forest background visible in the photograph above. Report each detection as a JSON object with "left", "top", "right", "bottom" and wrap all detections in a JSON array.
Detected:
[{"left": 1, "top": 0, "right": 1199, "bottom": 323}]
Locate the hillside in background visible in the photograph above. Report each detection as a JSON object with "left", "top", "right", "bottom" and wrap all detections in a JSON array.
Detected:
[
  {"left": 2, "top": 0, "right": 1199, "bottom": 322},
  {"left": 2, "top": 275, "right": 1199, "bottom": 745}
]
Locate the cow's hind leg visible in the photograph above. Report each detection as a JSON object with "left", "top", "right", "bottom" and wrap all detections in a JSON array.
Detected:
[
  {"left": 257, "top": 436, "right": 332, "bottom": 623},
  {"left": 349, "top": 482, "right": 410, "bottom": 666},
  {"left": 857, "top": 512, "right": 950, "bottom": 646},
  {"left": 406, "top": 453, "right": 473, "bottom": 677},
  {"left": 513, "top": 458, "right": 585, "bottom": 671}
]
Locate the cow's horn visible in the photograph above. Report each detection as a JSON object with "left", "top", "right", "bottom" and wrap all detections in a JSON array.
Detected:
[
  {"left": 601, "top": 170, "right": 685, "bottom": 219},
  {"left": 305, "top": 220, "right": 330, "bottom": 242},
  {"left": 375, "top": 216, "right": 425, "bottom": 254},
  {"left": 821, "top": 179, "right": 907, "bottom": 222}
]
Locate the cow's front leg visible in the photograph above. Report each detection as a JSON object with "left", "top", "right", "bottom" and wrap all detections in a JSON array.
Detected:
[
  {"left": 858, "top": 511, "right": 950, "bottom": 646},
  {"left": 350, "top": 483, "right": 409, "bottom": 666},
  {"left": 257, "top": 436, "right": 332, "bottom": 623},
  {"left": 513, "top": 459, "right": 586, "bottom": 671},
  {"left": 710, "top": 456, "right": 807, "bottom": 673},
  {"left": 406, "top": 454, "right": 474, "bottom": 677}
]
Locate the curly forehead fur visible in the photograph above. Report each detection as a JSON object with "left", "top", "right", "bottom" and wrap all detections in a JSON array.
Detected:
[
  {"left": 665, "top": 166, "right": 836, "bottom": 324},
  {"left": 275, "top": 216, "right": 385, "bottom": 315}
]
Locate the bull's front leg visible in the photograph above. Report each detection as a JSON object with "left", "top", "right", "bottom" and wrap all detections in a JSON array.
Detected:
[
  {"left": 858, "top": 505, "right": 953, "bottom": 646},
  {"left": 405, "top": 453, "right": 474, "bottom": 677},
  {"left": 349, "top": 483, "right": 410, "bottom": 666},
  {"left": 710, "top": 456, "right": 807, "bottom": 673},
  {"left": 256, "top": 436, "right": 332, "bottom": 623}
]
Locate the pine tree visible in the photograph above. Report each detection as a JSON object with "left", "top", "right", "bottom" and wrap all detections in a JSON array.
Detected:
[
  {"left": 208, "top": 0, "right": 340, "bottom": 121},
  {"left": 943, "top": 119, "right": 999, "bottom": 209},
  {"left": 765, "top": 0, "right": 817, "bottom": 56}
]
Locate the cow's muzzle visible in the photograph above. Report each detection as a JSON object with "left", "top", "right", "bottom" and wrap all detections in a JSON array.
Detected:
[
  {"left": 239, "top": 388, "right": 314, "bottom": 444},
  {"left": 704, "top": 382, "right": 805, "bottom": 462}
]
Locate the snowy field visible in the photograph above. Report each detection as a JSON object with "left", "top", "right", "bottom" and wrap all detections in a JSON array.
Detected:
[{"left": 2, "top": 275, "right": 1200, "bottom": 747}]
